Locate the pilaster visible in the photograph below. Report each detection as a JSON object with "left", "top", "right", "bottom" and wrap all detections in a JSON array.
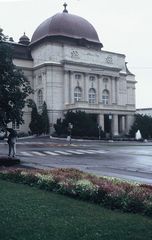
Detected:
[
  {"left": 69, "top": 71, "right": 74, "bottom": 104},
  {"left": 64, "top": 71, "right": 70, "bottom": 104}
]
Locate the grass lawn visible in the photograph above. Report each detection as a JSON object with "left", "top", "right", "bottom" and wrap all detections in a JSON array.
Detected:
[{"left": 0, "top": 180, "right": 152, "bottom": 240}]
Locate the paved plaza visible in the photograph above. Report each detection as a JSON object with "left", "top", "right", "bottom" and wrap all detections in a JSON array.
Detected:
[{"left": 0, "top": 137, "right": 152, "bottom": 184}]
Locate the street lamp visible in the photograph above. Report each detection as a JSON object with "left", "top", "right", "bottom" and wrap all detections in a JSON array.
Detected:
[{"left": 109, "top": 113, "right": 112, "bottom": 140}]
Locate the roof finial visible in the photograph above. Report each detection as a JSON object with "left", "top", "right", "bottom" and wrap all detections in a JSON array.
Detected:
[{"left": 63, "top": 2, "right": 68, "bottom": 13}]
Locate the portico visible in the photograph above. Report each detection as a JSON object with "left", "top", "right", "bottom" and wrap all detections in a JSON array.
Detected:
[{"left": 98, "top": 113, "right": 134, "bottom": 136}]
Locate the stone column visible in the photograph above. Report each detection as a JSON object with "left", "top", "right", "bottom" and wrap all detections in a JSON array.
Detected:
[
  {"left": 113, "top": 114, "right": 119, "bottom": 136},
  {"left": 122, "top": 116, "right": 125, "bottom": 133},
  {"left": 115, "top": 77, "right": 118, "bottom": 104},
  {"left": 98, "top": 75, "right": 102, "bottom": 103},
  {"left": 119, "top": 116, "right": 123, "bottom": 134},
  {"left": 111, "top": 77, "right": 116, "bottom": 104},
  {"left": 98, "top": 114, "right": 104, "bottom": 131}
]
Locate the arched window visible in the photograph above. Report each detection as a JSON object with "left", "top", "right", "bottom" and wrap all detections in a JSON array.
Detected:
[
  {"left": 88, "top": 88, "right": 96, "bottom": 104},
  {"left": 74, "top": 87, "right": 82, "bottom": 102},
  {"left": 102, "top": 90, "right": 109, "bottom": 104},
  {"left": 37, "top": 89, "right": 43, "bottom": 107}
]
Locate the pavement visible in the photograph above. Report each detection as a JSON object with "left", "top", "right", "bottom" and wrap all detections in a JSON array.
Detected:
[{"left": 1, "top": 136, "right": 152, "bottom": 184}]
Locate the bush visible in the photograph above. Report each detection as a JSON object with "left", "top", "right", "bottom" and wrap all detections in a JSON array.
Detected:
[
  {"left": 129, "top": 114, "right": 152, "bottom": 139},
  {"left": 74, "top": 179, "right": 98, "bottom": 201},
  {"left": 54, "top": 111, "right": 99, "bottom": 138},
  {"left": 36, "top": 173, "right": 57, "bottom": 191},
  {"left": 124, "top": 188, "right": 146, "bottom": 213},
  {"left": 144, "top": 201, "right": 152, "bottom": 216},
  {"left": 0, "top": 157, "right": 20, "bottom": 166},
  {"left": 20, "top": 171, "right": 39, "bottom": 186}
]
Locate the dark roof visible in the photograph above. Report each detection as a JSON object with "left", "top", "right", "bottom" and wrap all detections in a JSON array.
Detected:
[
  {"left": 12, "top": 42, "right": 32, "bottom": 60},
  {"left": 18, "top": 33, "right": 30, "bottom": 45},
  {"left": 31, "top": 12, "right": 102, "bottom": 48}
]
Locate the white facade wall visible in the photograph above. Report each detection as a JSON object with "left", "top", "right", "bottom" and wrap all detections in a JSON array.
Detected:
[
  {"left": 31, "top": 43, "right": 126, "bottom": 72},
  {"left": 14, "top": 41, "right": 136, "bottom": 134}
]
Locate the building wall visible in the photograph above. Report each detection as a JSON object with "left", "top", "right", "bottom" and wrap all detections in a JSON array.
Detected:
[
  {"left": 13, "top": 41, "right": 136, "bottom": 135},
  {"left": 31, "top": 42, "right": 126, "bottom": 71}
]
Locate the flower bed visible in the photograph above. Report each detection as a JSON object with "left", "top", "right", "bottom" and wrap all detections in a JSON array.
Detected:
[{"left": 0, "top": 167, "right": 152, "bottom": 216}]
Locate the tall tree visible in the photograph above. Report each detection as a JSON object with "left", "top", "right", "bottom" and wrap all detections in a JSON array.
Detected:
[
  {"left": 29, "top": 102, "right": 41, "bottom": 135},
  {"left": 0, "top": 28, "right": 33, "bottom": 127},
  {"left": 41, "top": 101, "right": 50, "bottom": 134},
  {"left": 129, "top": 114, "right": 152, "bottom": 139}
]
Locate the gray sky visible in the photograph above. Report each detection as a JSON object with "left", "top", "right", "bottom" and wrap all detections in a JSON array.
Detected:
[{"left": 0, "top": 0, "right": 152, "bottom": 109}]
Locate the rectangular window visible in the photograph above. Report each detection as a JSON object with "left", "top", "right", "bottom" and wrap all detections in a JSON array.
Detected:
[{"left": 12, "top": 121, "right": 20, "bottom": 130}]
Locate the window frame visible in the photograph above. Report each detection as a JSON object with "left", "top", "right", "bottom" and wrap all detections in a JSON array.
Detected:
[
  {"left": 88, "top": 88, "right": 96, "bottom": 104},
  {"left": 37, "top": 89, "right": 43, "bottom": 107},
  {"left": 74, "top": 86, "right": 82, "bottom": 102},
  {"left": 102, "top": 89, "right": 109, "bottom": 105}
]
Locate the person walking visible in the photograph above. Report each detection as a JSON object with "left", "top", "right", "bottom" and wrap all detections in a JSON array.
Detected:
[{"left": 7, "top": 128, "right": 17, "bottom": 158}]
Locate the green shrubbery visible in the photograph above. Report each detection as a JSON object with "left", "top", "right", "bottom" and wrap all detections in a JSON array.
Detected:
[
  {"left": 0, "top": 168, "right": 152, "bottom": 216},
  {"left": 130, "top": 114, "right": 152, "bottom": 139},
  {"left": 0, "top": 157, "right": 20, "bottom": 166},
  {"left": 29, "top": 101, "right": 50, "bottom": 135},
  {"left": 54, "top": 111, "right": 104, "bottom": 138}
]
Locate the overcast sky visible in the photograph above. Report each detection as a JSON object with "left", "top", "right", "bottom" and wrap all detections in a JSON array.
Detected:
[{"left": 0, "top": 0, "right": 152, "bottom": 109}]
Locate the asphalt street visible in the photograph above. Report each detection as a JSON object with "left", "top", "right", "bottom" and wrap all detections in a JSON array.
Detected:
[{"left": 0, "top": 136, "right": 152, "bottom": 184}]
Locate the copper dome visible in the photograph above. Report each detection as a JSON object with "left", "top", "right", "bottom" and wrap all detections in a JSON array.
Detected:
[{"left": 31, "top": 12, "right": 102, "bottom": 47}]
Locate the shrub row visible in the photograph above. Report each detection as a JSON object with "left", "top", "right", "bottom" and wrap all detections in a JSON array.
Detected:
[
  {"left": 0, "top": 157, "right": 20, "bottom": 166},
  {"left": 0, "top": 168, "right": 152, "bottom": 216}
]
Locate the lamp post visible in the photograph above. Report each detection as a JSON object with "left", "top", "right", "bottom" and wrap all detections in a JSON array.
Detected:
[{"left": 109, "top": 113, "right": 112, "bottom": 140}]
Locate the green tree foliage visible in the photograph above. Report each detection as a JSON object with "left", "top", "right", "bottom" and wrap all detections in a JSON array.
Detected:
[
  {"left": 41, "top": 101, "right": 50, "bottom": 134},
  {"left": 0, "top": 28, "right": 33, "bottom": 127},
  {"left": 29, "top": 101, "right": 49, "bottom": 135},
  {"left": 29, "top": 102, "right": 41, "bottom": 135},
  {"left": 129, "top": 114, "right": 152, "bottom": 139},
  {"left": 54, "top": 111, "right": 100, "bottom": 137}
]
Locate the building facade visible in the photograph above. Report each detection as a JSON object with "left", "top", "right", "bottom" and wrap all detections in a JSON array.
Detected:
[{"left": 11, "top": 4, "right": 136, "bottom": 136}]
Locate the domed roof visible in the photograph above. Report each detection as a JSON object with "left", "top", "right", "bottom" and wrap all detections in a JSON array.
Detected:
[
  {"left": 31, "top": 7, "right": 102, "bottom": 48},
  {"left": 19, "top": 33, "right": 30, "bottom": 45}
]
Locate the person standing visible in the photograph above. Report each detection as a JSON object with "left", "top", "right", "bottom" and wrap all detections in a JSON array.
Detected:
[
  {"left": 67, "top": 123, "right": 73, "bottom": 144},
  {"left": 7, "top": 128, "right": 17, "bottom": 157}
]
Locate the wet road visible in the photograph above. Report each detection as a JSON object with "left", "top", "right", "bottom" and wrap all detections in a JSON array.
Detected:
[{"left": 0, "top": 137, "right": 152, "bottom": 184}]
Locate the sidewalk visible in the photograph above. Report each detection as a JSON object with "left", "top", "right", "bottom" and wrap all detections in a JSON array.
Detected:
[{"left": 1, "top": 135, "right": 152, "bottom": 146}]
